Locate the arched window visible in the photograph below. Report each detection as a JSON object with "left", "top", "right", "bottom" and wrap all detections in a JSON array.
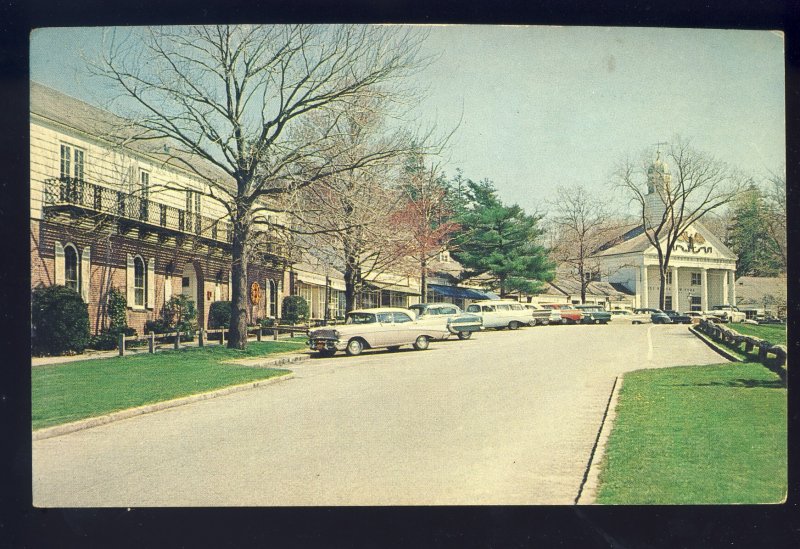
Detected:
[
  {"left": 64, "top": 245, "right": 79, "bottom": 293},
  {"left": 268, "top": 279, "right": 278, "bottom": 317},
  {"left": 134, "top": 256, "right": 146, "bottom": 307}
]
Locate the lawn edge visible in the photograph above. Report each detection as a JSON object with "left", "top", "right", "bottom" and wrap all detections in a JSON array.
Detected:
[
  {"left": 33, "top": 369, "right": 298, "bottom": 441},
  {"left": 576, "top": 375, "right": 624, "bottom": 504},
  {"left": 688, "top": 325, "right": 744, "bottom": 362}
]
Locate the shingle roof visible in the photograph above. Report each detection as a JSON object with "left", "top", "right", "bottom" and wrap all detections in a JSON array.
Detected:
[
  {"left": 548, "top": 279, "right": 634, "bottom": 298},
  {"left": 734, "top": 276, "right": 787, "bottom": 307}
]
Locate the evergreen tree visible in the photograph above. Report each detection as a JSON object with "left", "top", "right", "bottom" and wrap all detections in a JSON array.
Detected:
[
  {"left": 451, "top": 179, "right": 555, "bottom": 296},
  {"left": 726, "top": 184, "right": 783, "bottom": 277}
]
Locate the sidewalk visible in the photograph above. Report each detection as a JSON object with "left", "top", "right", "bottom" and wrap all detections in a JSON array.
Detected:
[{"left": 31, "top": 333, "right": 307, "bottom": 367}]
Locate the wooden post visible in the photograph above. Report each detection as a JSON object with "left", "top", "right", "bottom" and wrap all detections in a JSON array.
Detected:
[
  {"left": 118, "top": 333, "right": 125, "bottom": 356},
  {"left": 257, "top": 327, "right": 262, "bottom": 342},
  {"left": 221, "top": 328, "right": 225, "bottom": 346},
  {"left": 273, "top": 326, "right": 278, "bottom": 341},
  {"left": 148, "top": 331, "right": 155, "bottom": 353},
  {"left": 198, "top": 328, "right": 204, "bottom": 347},
  {"left": 174, "top": 328, "right": 180, "bottom": 350}
]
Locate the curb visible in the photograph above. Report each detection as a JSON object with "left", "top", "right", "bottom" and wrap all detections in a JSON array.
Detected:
[
  {"left": 576, "top": 375, "right": 623, "bottom": 504},
  {"left": 222, "top": 353, "right": 310, "bottom": 368},
  {"left": 688, "top": 326, "right": 743, "bottom": 363},
  {"left": 33, "top": 355, "right": 309, "bottom": 441}
]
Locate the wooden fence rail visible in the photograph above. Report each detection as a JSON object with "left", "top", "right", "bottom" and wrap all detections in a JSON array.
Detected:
[
  {"left": 116, "top": 325, "right": 310, "bottom": 356},
  {"left": 696, "top": 319, "right": 787, "bottom": 381}
]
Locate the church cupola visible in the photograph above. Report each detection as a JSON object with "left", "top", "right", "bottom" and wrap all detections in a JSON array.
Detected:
[{"left": 644, "top": 152, "right": 671, "bottom": 228}]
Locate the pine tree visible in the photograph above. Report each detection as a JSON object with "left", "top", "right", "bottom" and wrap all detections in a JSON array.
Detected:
[
  {"left": 451, "top": 179, "right": 554, "bottom": 296},
  {"left": 725, "top": 185, "right": 783, "bottom": 277}
]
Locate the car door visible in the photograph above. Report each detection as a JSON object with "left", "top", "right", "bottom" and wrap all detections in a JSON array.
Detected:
[
  {"left": 391, "top": 311, "right": 418, "bottom": 344},
  {"left": 372, "top": 311, "right": 395, "bottom": 347}
]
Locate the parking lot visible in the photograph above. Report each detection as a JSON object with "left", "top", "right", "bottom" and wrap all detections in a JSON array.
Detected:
[{"left": 33, "top": 322, "right": 726, "bottom": 506}]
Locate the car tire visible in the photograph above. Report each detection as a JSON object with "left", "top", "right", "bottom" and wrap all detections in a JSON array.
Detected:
[
  {"left": 345, "top": 338, "right": 364, "bottom": 356},
  {"left": 457, "top": 331, "right": 472, "bottom": 340},
  {"left": 594, "top": 319, "right": 601, "bottom": 324},
  {"left": 529, "top": 318, "right": 537, "bottom": 327},
  {"left": 413, "top": 335, "right": 430, "bottom": 351},
  {"left": 508, "top": 321, "right": 520, "bottom": 330},
  {"left": 632, "top": 321, "right": 640, "bottom": 325},
  {"left": 387, "top": 346, "right": 401, "bottom": 352}
]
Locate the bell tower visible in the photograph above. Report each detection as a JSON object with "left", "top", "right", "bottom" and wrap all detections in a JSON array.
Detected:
[{"left": 644, "top": 151, "right": 671, "bottom": 228}]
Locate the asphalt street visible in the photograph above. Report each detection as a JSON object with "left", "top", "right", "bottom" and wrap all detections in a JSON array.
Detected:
[{"left": 33, "top": 322, "right": 725, "bottom": 506}]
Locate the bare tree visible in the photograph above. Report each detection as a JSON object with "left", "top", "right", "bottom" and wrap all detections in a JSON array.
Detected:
[
  {"left": 547, "top": 184, "right": 617, "bottom": 303},
  {"left": 613, "top": 137, "right": 746, "bottom": 310},
  {"left": 764, "top": 169, "right": 787, "bottom": 272},
  {"left": 93, "top": 25, "right": 429, "bottom": 348},
  {"left": 392, "top": 157, "right": 458, "bottom": 301}
]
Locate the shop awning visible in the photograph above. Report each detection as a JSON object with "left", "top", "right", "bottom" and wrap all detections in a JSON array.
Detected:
[{"left": 428, "top": 284, "right": 497, "bottom": 300}]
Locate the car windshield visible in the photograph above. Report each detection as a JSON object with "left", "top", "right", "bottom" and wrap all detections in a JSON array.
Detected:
[{"left": 346, "top": 313, "right": 377, "bottom": 324}]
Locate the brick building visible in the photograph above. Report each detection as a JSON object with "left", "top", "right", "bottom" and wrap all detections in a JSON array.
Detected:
[{"left": 30, "top": 82, "right": 290, "bottom": 334}]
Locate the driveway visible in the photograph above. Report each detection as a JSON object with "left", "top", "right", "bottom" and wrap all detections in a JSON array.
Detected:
[{"left": 32, "top": 323, "right": 725, "bottom": 506}]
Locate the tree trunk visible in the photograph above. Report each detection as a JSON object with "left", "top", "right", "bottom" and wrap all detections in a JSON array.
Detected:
[
  {"left": 658, "top": 268, "right": 666, "bottom": 310},
  {"left": 579, "top": 264, "right": 586, "bottom": 304},
  {"left": 228, "top": 210, "right": 250, "bottom": 350},
  {"left": 420, "top": 258, "right": 427, "bottom": 302}
]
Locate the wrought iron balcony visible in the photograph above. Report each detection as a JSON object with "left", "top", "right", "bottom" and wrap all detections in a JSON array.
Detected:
[{"left": 43, "top": 177, "right": 233, "bottom": 244}]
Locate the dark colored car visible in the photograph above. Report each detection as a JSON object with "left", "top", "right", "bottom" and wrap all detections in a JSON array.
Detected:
[
  {"left": 634, "top": 308, "right": 672, "bottom": 324},
  {"left": 663, "top": 310, "right": 692, "bottom": 324}
]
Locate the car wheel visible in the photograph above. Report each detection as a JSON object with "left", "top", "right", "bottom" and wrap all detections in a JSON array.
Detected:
[
  {"left": 413, "top": 335, "right": 430, "bottom": 350},
  {"left": 457, "top": 331, "right": 472, "bottom": 340},
  {"left": 632, "top": 321, "right": 640, "bottom": 325},
  {"left": 529, "top": 318, "right": 537, "bottom": 327},
  {"left": 594, "top": 319, "right": 601, "bottom": 324},
  {"left": 345, "top": 338, "right": 364, "bottom": 356},
  {"left": 508, "top": 321, "right": 520, "bottom": 330},
  {"left": 387, "top": 346, "right": 401, "bottom": 352},
  {"left": 317, "top": 349, "right": 336, "bottom": 358}
]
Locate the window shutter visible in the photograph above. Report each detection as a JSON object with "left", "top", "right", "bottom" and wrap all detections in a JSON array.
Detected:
[
  {"left": 228, "top": 271, "right": 232, "bottom": 300},
  {"left": 146, "top": 258, "right": 155, "bottom": 309},
  {"left": 164, "top": 274, "right": 172, "bottom": 303},
  {"left": 277, "top": 278, "right": 283, "bottom": 318},
  {"left": 126, "top": 254, "right": 135, "bottom": 307},
  {"left": 80, "top": 246, "right": 91, "bottom": 303},
  {"left": 54, "top": 242, "right": 65, "bottom": 285}
]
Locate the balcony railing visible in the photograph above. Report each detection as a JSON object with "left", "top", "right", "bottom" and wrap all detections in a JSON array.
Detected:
[{"left": 43, "top": 177, "right": 233, "bottom": 244}]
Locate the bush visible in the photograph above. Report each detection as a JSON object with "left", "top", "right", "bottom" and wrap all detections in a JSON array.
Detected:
[
  {"left": 208, "top": 301, "right": 232, "bottom": 329},
  {"left": 281, "top": 295, "right": 309, "bottom": 324},
  {"left": 161, "top": 294, "right": 197, "bottom": 333},
  {"left": 144, "top": 319, "right": 170, "bottom": 334},
  {"left": 32, "top": 285, "right": 90, "bottom": 356}
]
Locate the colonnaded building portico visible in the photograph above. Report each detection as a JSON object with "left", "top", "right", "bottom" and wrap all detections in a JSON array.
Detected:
[{"left": 591, "top": 155, "right": 738, "bottom": 312}]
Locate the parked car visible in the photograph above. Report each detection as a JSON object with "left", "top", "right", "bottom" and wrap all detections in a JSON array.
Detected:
[
  {"left": 307, "top": 308, "right": 443, "bottom": 357},
  {"left": 704, "top": 305, "right": 746, "bottom": 323},
  {"left": 541, "top": 304, "right": 583, "bottom": 325},
  {"left": 663, "top": 310, "right": 693, "bottom": 324},
  {"left": 574, "top": 305, "right": 612, "bottom": 324},
  {"left": 522, "top": 303, "right": 559, "bottom": 326},
  {"left": 684, "top": 311, "right": 706, "bottom": 323},
  {"left": 634, "top": 308, "right": 672, "bottom": 324},
  {"left": 757, "top": 316, "right": 786, "bottom": 325},
  {"left": 465, "top": 300, "right": 531, "bottom": 330},
  {"left": 408, "top": 303, "right": 483, "bottom": 340}
]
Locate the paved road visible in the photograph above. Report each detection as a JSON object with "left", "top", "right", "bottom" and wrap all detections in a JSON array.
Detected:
[{"left": 33, "top": 323, "right": 725, "bottom": 506}]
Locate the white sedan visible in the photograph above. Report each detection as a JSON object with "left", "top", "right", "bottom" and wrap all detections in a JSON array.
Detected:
[{"left": 307, "top": 308, "right": 447, "bottom": 357}]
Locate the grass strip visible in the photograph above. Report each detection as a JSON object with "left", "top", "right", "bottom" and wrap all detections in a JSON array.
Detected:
[
  {"left": 727, "top": 322, "right": 787, "bottom": 346},
  {"left": 596, "top": 362, "right": 786, "bottom": 504},
  {"left": 32, "top": 339, "right": 307, "bottom": 430}
]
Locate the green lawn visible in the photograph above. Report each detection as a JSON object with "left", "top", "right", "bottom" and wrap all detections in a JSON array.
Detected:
[
  {"left": 728, "top": 322, "right": 787, "bottom": 346},
  {"left": 32, "top": 339, "right": 307, "bottom": 430},
  {"left": 596, "top": 362, "right": 786, "bottom": 504}
]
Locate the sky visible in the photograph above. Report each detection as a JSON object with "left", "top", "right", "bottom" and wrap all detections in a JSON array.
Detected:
[{"left": 30, "top": 25, "right": 785, "bottom": 215}]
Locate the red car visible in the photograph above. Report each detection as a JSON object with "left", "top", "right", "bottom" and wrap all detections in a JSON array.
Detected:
[{"left": 541, "top": 304, "right": 584, "bottom": 325}]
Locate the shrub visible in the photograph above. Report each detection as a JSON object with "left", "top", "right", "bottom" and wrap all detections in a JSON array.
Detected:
[
  {"left": 281, "top": 295, "right": 309, "bottom": 324},
  {"left": 208, "top": 301, "right": 232, "bottom": 329},
  {"left": 31, "top": 285, "right": 90, "bottom": 356},
  {"left": 106, "top": 287, "right": 128, "bottom": 331},
  {"left": 161, "top": 294, "right": 197, "bottom": 332},
  {"left": 144, "top": 319, "right": 170, "bottom": 334}
]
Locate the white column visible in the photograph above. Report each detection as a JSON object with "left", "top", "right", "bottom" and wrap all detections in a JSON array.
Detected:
[
  {"left": 671, "top": 266, "right": 679, "bottom": 311},
  {"left": 728, "top": 270, "right": 736, "bottom": 306},
  {"left": 640, "top": 265, "right": 649, "bottom": 308},
  {"left": 722, "top": 269, "right": 729, "bottom": 305},
  {"left": 700, "top": 267, "right": 708, "bottom": 311}
]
